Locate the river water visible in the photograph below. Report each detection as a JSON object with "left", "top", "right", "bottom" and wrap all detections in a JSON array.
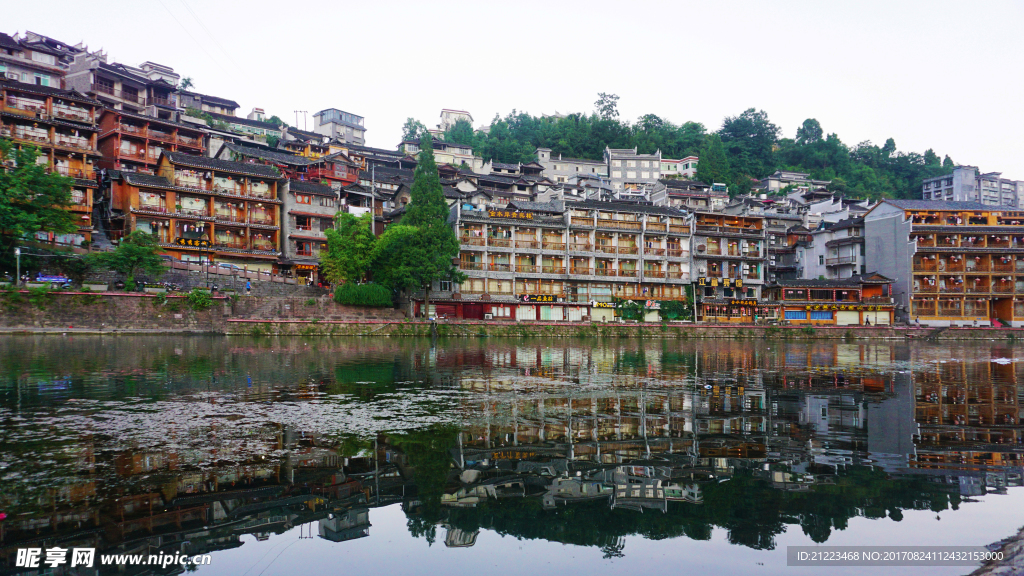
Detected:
[{"left": 0, "top": 335, "right": 1021, "bottom": 575}]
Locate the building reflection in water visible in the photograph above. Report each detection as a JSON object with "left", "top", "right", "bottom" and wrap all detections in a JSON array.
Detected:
[{"left": 0, "top": 338, "right": 1020, "bottom": 570}]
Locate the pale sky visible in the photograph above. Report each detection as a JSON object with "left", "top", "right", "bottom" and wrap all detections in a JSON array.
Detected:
[{"left": 8, "top": 0, "right": 1023, "bottom": 174}]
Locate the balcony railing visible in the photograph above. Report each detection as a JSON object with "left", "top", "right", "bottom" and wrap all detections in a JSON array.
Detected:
[
  {"left": 992, "top": 262, "right": 1014, "bottom": 272},
  {"left": 939, "top": 285, "right": 964, "bottom": 293},
  {"left": 488, "top": 263, "right": 512, "bottom": 272},
  {"left": 570, "top": 216, "right": 593, "bottom": 227},
  {"left": 912, "top": 236, "right": 936, "bottom": 247},
  {"left": 488, "top": 238, "right": 511, "bottom": 248},
  {"left": 541, "top": 241, "right": 565, "bottom": 250},
  {"left": 667, "top": 248, "right": 686, "bottom": 258},
  {"left": 618, "top": 246, "right": 639, "bottom": 255},
  {"left": 597, "top": 219, "right": 641, "bottom": 230},
  {"left": 569, "top": 243, "right": 592, "bottom": 252},
  {"left": 461, "top": 236, "right": 486, "bottom": 246},
  {"left": 993, "top": 283, "right": 1014, "bottom": 293},
  {"left": 862, "top": 296, "right": 893, "bottom": 304},
  {"left": 645, "top": 270, "right": 666, "bottom": 278},
  {"left": 93, "top": 84, "right": 144, "bottom": 104},
  {"left": 939, "top": 262, "right": 965, "bottom": 273},
  {"left": 136, "top": 204, "right": 168, "bottom": 213},
  {"left": 668, "top": 225, "right": 690, "bottom": 234},
  {"left": 178, "top": 135, "right": 201, "bottom": 147},
  {"left": 826, "top": 255, "right": 857, "bottom": 266},
  {"left": 913, "top": 260, "right": 937, "bottom": 272},
  {"left": 460, "top": 261, "right": 485, "bottom": 271},
  {"left": 147, "top": 96, "right": 177, "bottom": 107},
  {"left": 595, "top": 245, "right": 617, "bottom": 254},
  {"left": 570, "top": 267, "right": 593, "bottom": 276},
  {"left": 515, "top": 240, "right": 540, "bottom": 249},
  {"left": 646, "top": 223, "right": 667, "bottom": 232},
  {"left": 618, "top": 269, "right": 638, "bottom": 278},
  {"left": 542, "top": 266, "right": 566, "bottom": 274},
  {"left": 594, "top": 268, "right": 617, "bottom": 277},
  {"left": 249, "top": 216, "right": 276, "bottom": 225},
  {"left": 516, "top": 264, "right": 538, "bottom": 273},
  {"left": 966, "top": 284, "right": 991, "bottom": 294},
  {"left": 177, "top": 208, "right": 208, "bottom": 217}
]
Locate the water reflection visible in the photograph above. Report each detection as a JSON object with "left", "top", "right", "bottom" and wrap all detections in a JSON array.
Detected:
[{"left": 0, "top": 337, "right": 1021, "bottom": 572}]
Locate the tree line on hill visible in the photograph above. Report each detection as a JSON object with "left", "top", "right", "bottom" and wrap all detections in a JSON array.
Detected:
[{"left": 403, "top": 93, "right": 956, "bottom": 199}]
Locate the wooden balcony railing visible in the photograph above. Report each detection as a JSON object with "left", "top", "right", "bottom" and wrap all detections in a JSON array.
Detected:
[
  {"left": 913, "top": 236, "right": 936, "bottom": 247},
  {"left": 618, "top": 246, "right": 639, "bottom": 255},
  {"left": 460, "top": 262, "right": 485, "bottom": 271},
  {"left": 644, "top": 270, "right": 666, "bottom": 278},
  {"left": 914, "top": 261, "right": 937, "bottom": 272},
  {"left": 595, "top": 245, "right": 617, "bottom": 254},
  {"left": 992, "top": 262, "right": 1014, "bottom": 272},
  {"left": 93, "top": 84, "right": 143, "bottom": 104},
  {"left": 136, "top": 204, "right": 168, "bottom": 213},
  {"left": 461, "top": 236, "right": 486, "bottom": 246},
  {"left": 667, "top": 248, "right": 686, "bottom": 257},
  {"left": 541, "top": 266, "right": 566, "bottom": 274},
  {"left": 939, "top": 262, "right": 965, "bottom": 273},
  {"left": 541, "top": 241, "right": 565, "bottom": 250},
  {"left": 993, "top": 283, "right": 1014, "bottom": 293},
  {"left": 668, "top": 225, "right": 690, "bottom": 234},
  {"left": 515, "top": 240, "right": 540, "bottom": 249},
  {"left": 597, "top": 219, "right": 642, "bottom": 230},
  {"left": 516, "top": 264, "right": 538, "bottom": 273},
  {"left": 939, "top": 285, "right": 964, "bottom": 293},
  {"left": 570, "top": 216, "right": 593, "bottom": 227},
  {"left": 966, "top": 284, "right": 991, "bottom": 294},
  {"left": 569, "top": 243, "right": 592, "bottom": 252},
  {"left": 646, "top": 223, "right": 667, "bottom": 232},
  {"left": 594, "top": 268, "right": 617, "bottom": 277},
  {"left": 488, "top": 263, "right": 512, "bottom": 272},
  {"left": 569, "top": 267, "right": 593, "bottom": 276}
]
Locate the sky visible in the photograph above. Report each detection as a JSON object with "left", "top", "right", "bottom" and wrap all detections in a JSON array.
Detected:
[{"left": 8, "top": 0, "right": 1024, "bottom": 173}]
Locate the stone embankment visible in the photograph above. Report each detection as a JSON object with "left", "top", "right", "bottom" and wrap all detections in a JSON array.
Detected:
[
  {"left": 971, "top": 526, "right": 1024, "bottom": 576},
  {"left": 3, "top": 291, "right": 1024, "bottom": 340}
]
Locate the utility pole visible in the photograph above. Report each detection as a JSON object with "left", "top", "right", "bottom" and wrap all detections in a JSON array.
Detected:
[
  {"left": 370, "top": 164, "right": 376, "bottom": 235},
  {"left": 14, "top": 247, "right": 20, "bottom": 286}
]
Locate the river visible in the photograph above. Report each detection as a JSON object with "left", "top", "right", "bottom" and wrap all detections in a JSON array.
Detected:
[{"left": 0, "top": 335, "right": 1021, "bottom": 575}]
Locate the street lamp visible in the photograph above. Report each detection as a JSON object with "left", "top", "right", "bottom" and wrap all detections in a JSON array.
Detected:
[{"left": 14, "top": 247, "right": 20, "bottom": 286}]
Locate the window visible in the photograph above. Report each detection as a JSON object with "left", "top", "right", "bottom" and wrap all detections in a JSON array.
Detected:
[
  {"left": 627, "top": 161, "right": 635, "bottom": 168},
  {"left": 34, "top": 74, "right": 50, "bottom": 87},
  {"left": 785, "top": 310, "right": 807, "bottom": 320},
  {"left": 439, "top": 280, "right": 452, "bottom": 292},
  {"left": 295, "top": 194, "right": 312, "bottom": 204},
  {"left": 818, "top": 255, "right": 824, "bottom": 265},
  {"left": 295, "top": 216, "right": 312, "bottom": 231},
  {"left": 31, "top": 51, "right": 56, "bottom": 65},
  {"left": 319, "top": 197, "right": 334, "bottom": 207},
  {"left": 319, "top": 218, "right": 333, "bottom": 232},
  {"left": 810, "top": 310, "right": 833, "bottom": 320}
]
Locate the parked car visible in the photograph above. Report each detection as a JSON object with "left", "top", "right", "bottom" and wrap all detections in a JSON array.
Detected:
[{"left": 216, "top": 263, "right": 243, "bottom": 270}]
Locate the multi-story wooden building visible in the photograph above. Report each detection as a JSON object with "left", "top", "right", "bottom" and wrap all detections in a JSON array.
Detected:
[
  {"left": 0, "top": 78, "right": 102, "bottom": 246},
  {"left": 691, "top": 212, "right": 768, "bottom": 322},
  {"left": 281, "top": 179, "right": 337, "bottom": 284},
  {"left": 418, "top": 200, "right": 692, "bottom": 321},
  {"left": 766, "top": 274, "right": 895, "bottom": 326},
  {"left": 109, "top": 152, "right": 282, "bottom": 269},
  {"left": 865, "top": 199, "right": 1024, "bottom": 326},
  {"left": 97, "top": 109, "right": 205, "bottom": 174}
]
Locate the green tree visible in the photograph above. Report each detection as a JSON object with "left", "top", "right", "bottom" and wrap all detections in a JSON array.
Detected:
[
  {"left": 265, "top": 115, "right": 287, "bottom": 128},
  {"left": 373, "top": 134, "right": 464, "bottom": 316},
  {"left": 0, "top": 140, "right": 77, "bottom": 271},
  {"left": 321, "top": 212, "right": 376, "bottom": 285},
  {"left": 444, "top": 118, "right": 475, "bottom": 146},
  {"left": 795, "top": 118, "right": 823, "bottom": 145},
  {"left": 92, "top": 231, "right": 165, "bottom": 289},
  {"left": 401, "top": 118, "right": 428, "bottom": 142},
  {"left": 180, "top": 77, "right": 194, "bottom": 90},
  {"left": 719, "top": 108, "right": 780, "bottom": 179},
  {"left": 595, "top": 92, "right": 620, "bottom": 120},
  {"left": 694, "top": 134, "right": 730, "bottom": 187}
]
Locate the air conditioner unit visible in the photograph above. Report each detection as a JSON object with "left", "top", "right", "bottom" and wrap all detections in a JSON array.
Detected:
[
  {"left": 699, "top": 267, "right": 707, "bottom": 274},
  {"left": 5, "top": 73, "right": 18, "bottom": 80},
  {"left": 484, "top": 313, "right": 493, "bottom": 320}
]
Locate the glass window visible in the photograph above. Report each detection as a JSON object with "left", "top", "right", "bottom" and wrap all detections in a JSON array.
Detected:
[
  {"left": 810, "top": 310, "right": 833, "bottom": 320},
  {"left": 785, "top": 310, "right": 807, "bottom": 320},
  {"left": 34, "top": 74, "right": 50, "bottom": 87}
]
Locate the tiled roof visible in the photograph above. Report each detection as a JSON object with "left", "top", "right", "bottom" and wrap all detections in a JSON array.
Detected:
[
  {"left": 209, "top": 112, "right": 281, "bottom": 131},
  {"left": 345, "top": 143, "right": 403, "bottom": 157},
  {"left": 121, "top": 171, "right": 173, "bottom": 188},
  {"left": 224, "top": 144, "right": 316, "bottom": 166},
  {"left": 573, "top": 200, "right": 687, "bottom": 217},
  {"left": 0, "top": 78, "right": 100, "bottom": 106},
  {"left": 284, "top": 127, "right": 323, "bottom": 142},
  {"left": 96, "top": 62, "right": 149, "bottom": 85},
  {"left": 0, "top": 33, "right": 20, "bottom": 51},
  {"left": 288, "top": 179, "right": 336, "bottom": 197},
  {"left": 180, "top": 91, "right": 240, "bottom": 108},
  {"left": 882, "top": 199, "right": 991, "bottom": 211},
  {"left": 165, "top": 152, "right": 281, "bottom": 179},
  {"left": 443, "top": 186, "right": 463, "bottom": 199},
  {"left": 824, "top": 217, "right": 864, "bottom": 231},
  {"left": 491, "top": 162, "right": 519, "bottom": 171},
  {"left": 771, "top": 273, "right": 892, "bottom": 288},
  {"left": 507, "top": 200, "right": 564, "bottom": 214},
  {"left": 104, "top": 108, "right": 205, "bottom": 132},
  {"left": 324, "top": 150, "right": 358, "bottom": 166}
]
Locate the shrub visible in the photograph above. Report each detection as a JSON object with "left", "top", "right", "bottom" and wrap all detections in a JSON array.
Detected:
[
  {"left": 185, "top": 288, "right": 214, "bottom": 311},
  {"left": 800, "top": 325, "right": 816, "bottom": 336},
  {"left": 333, "top": 283, "right": 392, "bottom": 307},
  {"left": 305, "top": 298, "right": 316, "bottom": 306},
  {"left": 28, "top": 287, "right": 53, "bottom": 310}
]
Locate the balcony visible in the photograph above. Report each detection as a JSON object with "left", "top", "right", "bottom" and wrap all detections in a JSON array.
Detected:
[
  {"left": 54, "top": 136, "right": 92, "bottom": 151},
  {"left": 93, "top": 84, "right": 144, "bottom": 105},
  {"left": 618, "top": 269, "right": 638, "bottom": 278},
  {"left": 461, "top": 236, "right": 486, "bottom": 247},
  {"left": 488, "top": 238, "right": 512, "bottom": 248},
  {"left": 53, "top": 166, "right": 91, "bottom": 179},
  {"left": 646, "top": 223, "right": 667, "bottom": 232},
  {"left": 594, "top": 268, "right": 617, "bottom": 277},
  {"left": 177, "top": 135, "right": 201, "bottom": 147},
  {"left": 53, "top": 108, "right": 92, "bottom": 123},
  {"left": 148, "top": 130, "right": 174, "bottom": 143},
  {"left": 147, "top": 96, "right": 177, "bottom": 108},
  {"left": 488, "top": 263, "right": 513, "bottom": 272},
  {"left": 570, "top": 216, "right": 593, "bottom": 227},
  {"left": 541, "top": 265, "right": 566, "bottom": 274},
  {"left": 993, "top": 282, "right": 1014, "bottom": 294},
  {"left": 217, "top": 241, "right": 250, "bottom": 251},
  {"left": 912, "top": 236, "right": 936, "bottom": 248},
  {"left": 515, "top": 239, "right": 540, "bottom": 250},
  {"left": 667, "top": 248, "right": 686, "bottom": 258},
  {"left": 939, "top": 284, "right": 964, "bottom": 294},
  {"left": 992, "top": 261, "right": 1014, "bottom": 273},
  {"left": 597, "top": 219, "right": 641, "bottom": 231},
  {"left": 460, "top": 261, "right": 485, "bottom": 271},
  {"left": 568, "top": 243, "right": 593, "bottom": 252},
  {"left": 668, "top": 225, "right": 690, "bottom": 235},
  {"left": 617, "top": 246, "right": 639, "bottom": 255},
  {"left": 249, "top": 216, "right": 276, "bottom": 226},
  {"left": 541, "top": 241, "right": 565, "bottom": 251},
  {"left": 295, "top": 249, "right": 317, "bottom": 257},
  {"left": 913, "top": 260, "right": 937, "bottom": 272},
  {"left": 826, "top": 255, "right": 857, "bottom": 266},
  {"left": 644, "top": 270, "right": 666, "bottom": 278},
  {"left": 595, "top": 244, "right": 617, "bottom": 255},
  {"left": 135, "top": 204, "right": 168, "bottom": 213},
  {"left": 938, "top": 261, "right": 965, "bottom": 273},
  {"left": 569, "top": 267, "right": 593, "bottom": 276}
]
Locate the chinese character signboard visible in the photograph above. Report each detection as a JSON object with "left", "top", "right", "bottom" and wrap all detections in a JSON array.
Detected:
[
  {"left": 175, "top": 238, "right": 211, "bottom": 249},
  {"left": 729, "top": 299, "right": 758, "bottom": 307},
  {"left": 521, "top": 294, "right": 556, "bottom": 302},
  {"left": 488, "top": 210, "right": 534, "bottom": 220}
]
